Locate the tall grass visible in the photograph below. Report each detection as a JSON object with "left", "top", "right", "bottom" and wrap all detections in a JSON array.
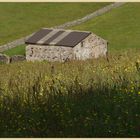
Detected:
[{"left": 0, "top": 49, "right": 140, "bottom": 137}]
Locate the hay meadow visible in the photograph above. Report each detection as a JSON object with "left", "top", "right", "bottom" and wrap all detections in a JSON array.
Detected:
[
  {"left": 0, "top": 49, "right": 140, "bottom": 137},
  {"left": 0, "top": 2, "right": 140, "bottom": 138}
]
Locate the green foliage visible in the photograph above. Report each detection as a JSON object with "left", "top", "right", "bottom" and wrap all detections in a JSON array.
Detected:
[
  {"left": 72, "top": 3, "right": 140, "bottom": 51},
  {"left": 3, "top": 45, "right": 26, "bottom": 56},
  {"left": 0, "top": 48, "right": 140, "bottom": 137},
  {"left": 0, "top": 3, "right": 109, "bottom": 45}
]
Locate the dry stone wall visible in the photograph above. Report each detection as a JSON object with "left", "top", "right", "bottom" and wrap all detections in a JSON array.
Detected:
[
  {"left": 0, "top": 54, "right": 10, "bottom": 64},
  {"left": 0, "top": 53, "right": 26, "bottom": 64},
  {"left": 10, "top": 55, "right": 26, "bottom": 63},
  {"left": 0, "top": 2, "right": 126, "bottom": 52},
  {"left": 0, "top": 35, "right": 33, "bottom": 52},
  {"left": 54, "top": 2, "right": 126, "bottom": 29}
]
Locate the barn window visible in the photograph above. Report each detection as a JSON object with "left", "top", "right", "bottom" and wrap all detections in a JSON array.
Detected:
[{"left": 81, "top": 41, "right": 84, "bottom": 47}]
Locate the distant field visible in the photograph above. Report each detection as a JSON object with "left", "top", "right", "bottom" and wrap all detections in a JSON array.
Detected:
[
  {"left": 72, "top": 3, "right": 140, "bottom": 51},
  {"left": 0, "top": 3, "right": 109, "bottom": 45}
]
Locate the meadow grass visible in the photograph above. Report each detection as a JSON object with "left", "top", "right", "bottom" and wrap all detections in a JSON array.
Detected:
[
  {"left": 0, "top": 48, "right": 140, "bottom": 137},
  {"left": 1, "top": 3, "right": 140, "bottom": 137},
  {"left": 0, "top": 3, "right": 109, "bottom": 45},
  {"left": 72, "top": 3, "right": 140, "bottom": 51},
  {"left": 4, "top": 3, "right": 140, "bottom": 56},
  {"left": 3, "top": 44, "right": 26, "bottom": 56}
]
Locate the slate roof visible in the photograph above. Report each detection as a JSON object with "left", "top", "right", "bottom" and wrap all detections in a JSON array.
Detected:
[{"left": 25, "top": 28, "right": 91, "bottom": 47}]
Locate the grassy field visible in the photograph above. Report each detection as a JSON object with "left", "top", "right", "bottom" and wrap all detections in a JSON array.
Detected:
[
  {"left": 0, "top": 2, "right": 109, "bottom": 46},
  {"left": 0, "top": 48, "right": 140, "bottom": 137},
  {"left": 0, "top": 3, "right": 140, "bottom": 137},
  {"left": 4, "top": 44, "right": 26, "bottom": 56},
  {"left": 72, "top": 3, "right": 140, "bottom": 51},
  {"left": 4, "top": 3, "right": 140, "bottom": 56}
]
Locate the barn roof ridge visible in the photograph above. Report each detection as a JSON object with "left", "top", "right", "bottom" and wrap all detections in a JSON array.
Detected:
[{"left": 42, "top": 27, "right": 92, "bottom": 34}]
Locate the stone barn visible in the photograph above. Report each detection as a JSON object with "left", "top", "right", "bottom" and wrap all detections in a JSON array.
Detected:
[{"left": 25, "top": 28, "right": 108, "bottom": 62}]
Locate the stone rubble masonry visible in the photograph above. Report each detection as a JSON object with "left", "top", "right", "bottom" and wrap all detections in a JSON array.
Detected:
[
  {"left": 0, "top": 54, "right": 26, "bottom": 64},
  {"left": 73, "top": 34, "right": 107, "bottom": 60},
  {"left": 10, "top": 55, "right": 26, "bottom": 63},
  {"left": 0, "top": 2, "right": 126, "bottom": 52},
  {"left": 26, "top": 45, "right": 74, "bottom": 62},
  {"left": 0, "top": 53, "right": 10, "bottom": 64}
]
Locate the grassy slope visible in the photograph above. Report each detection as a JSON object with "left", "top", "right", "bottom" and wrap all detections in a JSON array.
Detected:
[
  {"left": 4, "top": 45, "right": 26, "bottom": 56},
  {"left": 4, "top": 3, "right": 140, "bottom": 56},
  {"left": 0, "top": 49, "right": 140, "bottom": 137},
  {"left": 1, "top": 4, "right": 140, "bottom": 137},
  {"left": 0, "top": 3, "right": 109, "bottom": 45},
  {"left": 72, "top": 3, "right": 140, "bottom": 51}
]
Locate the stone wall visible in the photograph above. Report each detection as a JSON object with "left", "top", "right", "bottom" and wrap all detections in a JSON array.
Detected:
[
  {"left": 0, "top": 35, "right": 32, "bottom": 52},
  {"left": 10, "top": 55, "right": 26, "bottom": 63},
  {"left": 54, "top": 2, "right": 126, "bottom": 29},
  {"left": 26, "top": 45, "right": 73, "bottom": 62},
  {"left": 0, "top": 2, "right": 126, "bottom": 52},
  {"left": 73, "top": 34, "right": 107, "bottom": 60},
  {"left": 0, "top": 54, "right": 10, "bottom": 64},
  {"left": 0, "top": 53, "right": 26, "bottom": 64}
]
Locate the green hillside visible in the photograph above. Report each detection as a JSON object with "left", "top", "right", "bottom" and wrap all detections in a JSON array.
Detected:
[
  {"left": 72, "top": 3, "right": 140, "bottom": 51},
  {"left": 4, "top": 3, "right": 140, "bottom": 56},
  {"left": 0, "top": 3, "right": 109, "bottom": 45},
  {"left": 4, "top": 44, "right": 26, "bottom": 56}
]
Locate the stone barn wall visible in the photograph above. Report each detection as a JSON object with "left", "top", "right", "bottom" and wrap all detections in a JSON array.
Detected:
[
  {"left": 73, "top": 34, "right": 107, "bottom": 60},
  {"left": 26, "top": 45, "right": 73, "bottom": 62}
]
